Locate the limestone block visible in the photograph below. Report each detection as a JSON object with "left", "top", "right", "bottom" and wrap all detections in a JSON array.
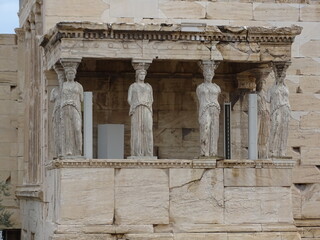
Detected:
[
  {"left": 182, "top": 128, "right": 199, "bottom": 147},
  {"left": 159, "top": 2, "right": 205, "bottom": 19},
  {"left": 174, "top": 233, "right": 227, "bottom": 240},
  {"left": 155, "top": 128, "right": 182, "bottom": 147},
  {"left": 292, "top": 185, "right": 302, "bottom": 219},
  {"left": 0, "top": 100, "right": 16, "bottom": 115},
  {"left": 0, "top": 35, "right": 16, "bottom": 45},
  {"left": 217, "top": 42, "right": 260, "bottom": 62},
  {"left": 207, "top": 2, "right": 253, "bottom": 20},
  {"left": 158, "top": 111, "right": 197, "bottom": 129},
  {"left": 225, "top": 187, "right": 293, "bottom": 224},
  {"left": 227, "top": 232, "right": 300, "bottom": 240},
  {"left": 301, "top": 147, "right": 320, "bottom": 165},
  {"left": 0, "top": 71, "right": 17, "bottom": 84},
  {"left": 158, "top": 92, "right": 183, "bottom": 111},
  {"left": 224, "top": 168, "right": 292, "bottom": 187},
  {"left": 300, "top": 112, "right": 320, "bottom": 129},
  {"left": 0, "top": 46, "right": 17, "bottom": 71},
  {"left": 52, "top": 234, "right": 115, "bottom": 240},
  {"left": 0, "top": 85, "right": 11, "bottom": 100},
  {"left": 299, "top": 76, "right": 320, "bottom": 94},
  {"left": 0, "top": 157, "right": 17, "bottom": 171},
  {"left": 59, "top": 168, "right": 114, "bottom": 225},
  {"left": 288, "top": 130, "right": 320, "bottom": 148},
  {"left": 0, "top": 128, "right": 17, "bottom": 142},
  {"left": 290, "top": 94, "right": 320, "bottom": 111},
  {"left": 115, "top": 169, "right": 169, "bottom": 225},
  {"left": 287, "top": 57, "right": 320, "bottom": 76},
  {"left": 170, "top": 169, "right": 224, "bottom": 224},
  {"left": 253, "top": 3, "right": 299, "bottom": 21},
  {"left": 46, "top": 0, "right": 108, "bottom": 17},
  {"left": 125, "top": 233, "right": 173, "bottom": 240},
  {"left": 301, "top": 4, "right": 320, "bottom": 22},
  {"left": 301, "top": 227, "right": 320, "bottom": 238},
  {"left": 110, "top": 0, "right": 158, "bottom": 18},
  {"left": 300, "top": 40, "right": 320, "bottom": 58},
  {"left": 301, "top": 184, "right": 320, "bottom": 219},
  {"left": 292, "top": 166, "right": 320, "bottom": 183},
  {"left": 159, "top": 146, "right": 199, "bottom": 159}
]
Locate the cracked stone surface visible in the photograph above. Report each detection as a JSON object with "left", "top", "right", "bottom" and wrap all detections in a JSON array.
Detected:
[
  {"left": 225, "top": 187, "right": 293, "bottom": 224},
  {"left": 169, "top": 169, "right": 224, "bottom": 224}
]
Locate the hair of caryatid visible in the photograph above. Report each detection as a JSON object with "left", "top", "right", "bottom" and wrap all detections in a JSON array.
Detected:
[
  {"left": 135, "top": 69, "right": 147, "bottom": 79},
  {"left": 64, "top": 67, "right": 77, "bottom": 74}
]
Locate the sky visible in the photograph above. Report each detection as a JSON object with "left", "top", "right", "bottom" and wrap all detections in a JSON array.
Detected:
[{"left": 0, "top": 0, "right": 19, "bottom": 34}]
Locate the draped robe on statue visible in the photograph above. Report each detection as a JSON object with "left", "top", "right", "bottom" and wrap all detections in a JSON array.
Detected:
[
  {"left": 128, "top": 82, "right": 153, "bottom": 157},
  {"left": 61, "top": 81, "right": 83, "bottom": 156}
]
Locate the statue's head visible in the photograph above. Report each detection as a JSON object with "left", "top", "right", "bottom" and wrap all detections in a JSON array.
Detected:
[
  {"left": 199, "top": 60, "right": 219, "bottom": 83},
  {"left": 273, "top": 62, "right": 290, "bottom": 85},
  {"left": 65, "top": 68, "right": 76, "bottom": 82},
  {"left": 135, "top": 69, "right": 147, "bottom": 82}
]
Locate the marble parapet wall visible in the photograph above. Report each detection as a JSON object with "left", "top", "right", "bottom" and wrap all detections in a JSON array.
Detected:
[{"left": 39, "top": 158, "right": 299, "bottom": 239}]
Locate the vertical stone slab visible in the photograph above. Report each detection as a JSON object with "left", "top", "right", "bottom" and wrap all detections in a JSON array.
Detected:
[
  {"left": 59, "top": 168, "right": 114, "bottom": 224},
  {"left": 225, "top": 187, "right": 293, "bottom": 224},
  {"left": 169, "top": 169, "right": 224, "bottom": 224},
  {"left": 115, "top": 169, "right": 169, "bottom": 224}
]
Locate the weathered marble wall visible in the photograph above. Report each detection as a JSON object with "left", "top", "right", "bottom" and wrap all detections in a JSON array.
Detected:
[
  {"left": 45, "top": 159, "right": 298, "bottom": 240},
  {"left": 0, "top": 34, "right": 23, "bottom": 229}
]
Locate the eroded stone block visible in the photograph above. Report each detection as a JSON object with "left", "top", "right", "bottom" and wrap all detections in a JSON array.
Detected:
[
  {"left": 225, "top": 187, "right": 293, "bottom": 224},
  {"left": 115, "top": 169, "right": 169, "bottom": 225},
  {"left": 59, "top": 168, "right": 114, "bottom": 225},
  {"left": 170, "top": 169, "right": 224, "bottom": 224},
  {"left": 224, "top": 168, "right": 292, "bottom": 187}
]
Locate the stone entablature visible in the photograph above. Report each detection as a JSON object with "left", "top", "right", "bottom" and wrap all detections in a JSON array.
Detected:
[{"left": 40, "top": 22, "right": 302, "bottom": 70}]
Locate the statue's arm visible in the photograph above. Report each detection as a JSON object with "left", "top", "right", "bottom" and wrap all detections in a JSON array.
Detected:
[
  {"left": 79, "top": 84, "right": 84, "bottom": 102},
  {"left": 127, "top": 85, "right": 133, "bottom": 105},
  {"left": 50, "top": 88, "right": 56, "bottom": 102}
]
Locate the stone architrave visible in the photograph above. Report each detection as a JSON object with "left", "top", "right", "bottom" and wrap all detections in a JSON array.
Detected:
[
  {"left": 50, "top": 63, "right": 65, "bottom": 157},
  {"left": 269, "top": 62, "right": 291, "bottom": 158},
  {"left": 60, "top": 58, "right": 83, "bottom": 157},
  {"left": 196, "top": 60, "right": 221, "bottom": 157},
  {"left": 254, "top": 65, "right": 272, "bottom": 159},
  {"left": 128, "top": 59, "right": 154, "bottom": 157}
]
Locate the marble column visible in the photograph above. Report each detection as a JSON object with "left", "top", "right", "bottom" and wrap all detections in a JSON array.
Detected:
[
  {"left": 197, "top": 60, "right": 221, "bottom": 157},
  {"left": 269, "top": 62, "right": 291, "bottom": 158},
  {"left": 128, "top": 59, "right": 155, "bottom": 158},
  {"left": 60, "top": 58, "right": 83, "bottom": 157}
]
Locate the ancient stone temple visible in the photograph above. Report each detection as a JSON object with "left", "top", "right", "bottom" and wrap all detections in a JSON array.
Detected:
[{"left": 1, "top": 0, "right": 320, "bottom": 239}]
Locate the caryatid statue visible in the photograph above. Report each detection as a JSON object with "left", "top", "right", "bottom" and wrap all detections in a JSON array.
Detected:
[
  {"left": 50, "top": 63, "right": 65, "bottom": 157},
  {"left": 196, "top": 60, "right": 221, "bottom": 157},
  {"left": 128, "top": 60, "right": 154, "bottom": 157},
  {"left": 269, "top": 62, "right": 291, "bottom": 158},
  {"left": 60, "top": 59, "right": 84, "bottom": 157},
  {"left": 255, "top": 66, "right": 272, "bottom": 159}
]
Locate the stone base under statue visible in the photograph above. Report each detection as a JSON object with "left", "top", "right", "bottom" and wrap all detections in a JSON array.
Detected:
[{"left": 127, "top": 156, "right": 158, "bottom": 160}]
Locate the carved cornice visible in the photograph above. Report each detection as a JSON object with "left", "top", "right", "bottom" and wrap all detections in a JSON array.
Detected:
[
  {"left": 45, "top": 158, "right": 296, "bottom": 170},
  {"left": 217, "top": 159, "right": 296, "bottom": 169},
  {"left": 40, "top": 22, "right": 302, "bottom": 51}
]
